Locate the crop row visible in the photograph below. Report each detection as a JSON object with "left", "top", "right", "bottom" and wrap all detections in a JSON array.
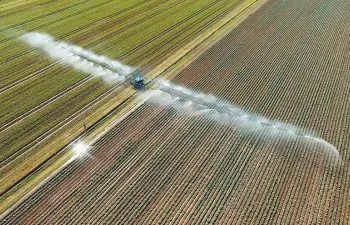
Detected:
[
  {"left": 0, "top": 0, "right": 244, "bottom": 195},
  {"left": 1, "top": 94, "right": 340, "bottom": 224},
  {"left": 0, "top": 0, "right": 170, "bottom": 84},
  {"left": 1, "top": 0, "right": 349, "bottom": 223},
  {"left": 0, "top": 0, "right": 177, "bottom": 89},
  {"left": 0, "top": 101, "right": 249, "bottom": 223},
  {"left": 0, "top": 0, "right": 196, "bottom": 86},
  {"left": 172, "top": 0, "right": 349, "bottom": 222},
  {"left": 2, "top": 102, "right": 175, "bottom": 223},
  {"left": 0, "top": 0, "right": 233, "bottom": 131}
]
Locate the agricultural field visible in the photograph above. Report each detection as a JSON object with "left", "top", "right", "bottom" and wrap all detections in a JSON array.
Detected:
[
  {"left": 1, "top": 0, "right": 350, "bottom": 224},
  {"left": 0, "top": 0, "right": 256, "bottom": 210}
]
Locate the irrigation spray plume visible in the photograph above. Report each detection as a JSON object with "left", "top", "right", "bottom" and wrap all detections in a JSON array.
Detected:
[
  {"left": 72, "top": 140, "right": 91, "bottom": 160},
  {"left": 151, "top": 80, "right": 339, "bottom": 159},
  {"left": 20, "top": 32, "right": 134, "bottom": 84},
  {"left": 19, "top": 32, "right": 339, "bottom": 159}
]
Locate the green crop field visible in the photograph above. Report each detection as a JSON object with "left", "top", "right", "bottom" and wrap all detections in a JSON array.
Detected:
[{"left": 0, "top": 0, "right": 256, "bottom": 214}]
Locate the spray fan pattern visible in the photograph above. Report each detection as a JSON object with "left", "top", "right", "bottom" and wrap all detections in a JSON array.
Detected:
[
  {"left": 20, "top": 32, "right": 134, "bottom": 84},
  {"left": 151, "top": 79, "right": 339, "bottom": 160},
  {"left": 21, "top": 32, "right": 339, "bottom": 160}
]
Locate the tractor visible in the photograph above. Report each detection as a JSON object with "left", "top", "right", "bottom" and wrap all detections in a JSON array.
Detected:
[{"left": 130, "top": 72, "right": 145, "bottom": 89}]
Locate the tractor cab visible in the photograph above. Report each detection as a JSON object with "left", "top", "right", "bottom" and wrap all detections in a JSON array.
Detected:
[{"left": 130, "top": 72, "right": 145, "bottom": 89}]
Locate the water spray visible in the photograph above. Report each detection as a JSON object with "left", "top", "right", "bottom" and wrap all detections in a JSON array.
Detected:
[
  {"left": 20, "top": 31, "right": 339, "bottom": 160},
  {"left": 150, "top": 80, "right": 339, "bottom": 159},
  {"left": 71, "top": 140, "right": 91, "bottom": 160},
  {"left": 20, "top": 32, "right": 133, "bottom": 84}
]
